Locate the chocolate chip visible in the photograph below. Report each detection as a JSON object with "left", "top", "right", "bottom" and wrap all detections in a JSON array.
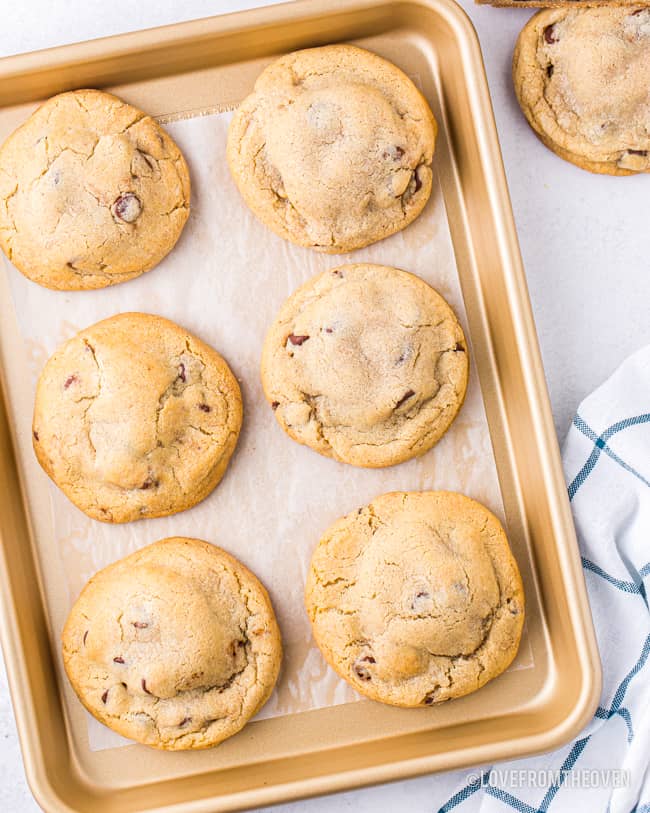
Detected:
[
  {"left": 271, "top": 401, "right": 280, "bottom": 410},
  {"left": 141, "top": 679, "right": 152, "bottom": 695},
  {"left": 101, "top": 689, "right": 109, "bottom": 704},
  {"left": 33, "top": 430, "right": 39, "bottom": 442},
  {"left": 113, "top": 656, "right": 125, "bottom": 664},
  {"left": 546, "top": 64, "right": 554, "bottom": 78},
  {"left": 353, "top": 655, "right": 376, "bottom": 681},
  {"left": 112, "top": 192, "right": 142, "bottom": 223},
  {"left": 132, "top": 621, "right": 149, "bottom": 629},
  {"left": 628, "top": 149, "right": 648, "bottom": 156},
  {"left": 288, "top": 334, "right": 309, "bottom": 346},
  {"left": 412, "top": 590, "right": 431, "bottom": 610},
  {"left": 395, "top": 389, "right": 415, "bottom": 409},
  {"left": 544, "top": 25, "right": 557, "bottom": 44},
  {"left": 454, "top": 342, "right": 464, "bottom": 352},
  {"left": 382, "top": 145, "right": 405, "bottom": 160},
  {"left": 140, "top": 477, "right": 159, "bottom": 490},
  {"left": 83, "top": 630, "right": 88, "bottom": 645},
  {"left": 414, "top": 169, "right": 423, "bottom": 193},
  {"left": 121, "top": 682, "right": 127, "bottom": 689},
  {"left": 64, "top": 374, "right": 77, "bottom": 389},
  {"left": 178, "top": 717, "right": 191, "bottom": 727},
  {"left": 324, "top": 327, "right": 334, "bottom": 334},
  {"left": 177, "top": 362, "right": 186, "bottom": 383},
  {"left": 198, "top": 403, "right": 211, "bottom": 412}
]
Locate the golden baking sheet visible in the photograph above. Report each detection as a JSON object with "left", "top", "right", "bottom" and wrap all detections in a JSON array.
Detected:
[{"left": 0, "top": 2, "right": 600, "bottom": 811}]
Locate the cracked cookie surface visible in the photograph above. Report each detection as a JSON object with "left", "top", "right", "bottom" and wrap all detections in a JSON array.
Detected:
[
  {"left": 62, "top": 537, "right": 282, "bottom": 750},
  {"left": 33, "top": 312, "right": 242, "bottom": 523},
  {"left": 305, "top": 491, "right": 525, "bottom": 707},
  {"left": 261, "top": 264, "right": 468, "bottom": 468},
  {"left": 227, "top": 44, "right": 437, "bottom": 252},
  {"left": 513, "top": 8, "right": 650, "bottom": 175},
  {"left": 0, "top": 89, "right": 190, "bottom": 289}
]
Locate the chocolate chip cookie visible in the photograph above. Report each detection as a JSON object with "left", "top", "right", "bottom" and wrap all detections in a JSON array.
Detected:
[
  {"left": 62, "top": 537, "right": 282, "bottom": 750},
  {"left": 513, "top": 8, "right": 650, "bottom": 175},
  {"left": 33, "top": 313, "right": 242, "bottom": 523},
  {"left": 227, "top": 44, "right": 437, "bottom": 252},
  {"left": 261, "top": 264, "right": 468, "bottom": 468},
  {"left": 305, "top": 491, "right": 524, "bottom": 707},
  {"left": 0, "top": 89, "right": 190, "bottom": 289}
]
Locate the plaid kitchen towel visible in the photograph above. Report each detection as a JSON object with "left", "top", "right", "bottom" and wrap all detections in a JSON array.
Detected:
[{"left": 437, "top": 345, "right": 650, "bottom": 813}]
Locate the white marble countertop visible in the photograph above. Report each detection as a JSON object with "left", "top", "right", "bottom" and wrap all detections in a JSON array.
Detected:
[{"left": 1, "top": 1, "right": 648, "bottom": 811}]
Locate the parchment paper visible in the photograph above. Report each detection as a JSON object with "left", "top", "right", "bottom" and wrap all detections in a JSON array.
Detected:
[{"left": 3, "top": 108, "right": 526, "bottom": 752}]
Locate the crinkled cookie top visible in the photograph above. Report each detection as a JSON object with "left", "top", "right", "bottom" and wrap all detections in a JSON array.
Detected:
[
  {"left": 0, "top": 89, "right": 190, "bottom": 288},
  {"left": 261, "top": 264, "right": 468, "bottom": 468},
  {"left": 514, "top": 8, "right": 650, "bottom": 174},
  {"left": 227, "top": 44, "right": 437, "bottom": 252},
  {"left": 33, "top": 312, "right": 242, "bottom": 523},
  {"left": 306, "top": 491, "right": 525, "bottom": 707},
  {"left": 62, "top": 537, "right": 282, "bottom": 750}
]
